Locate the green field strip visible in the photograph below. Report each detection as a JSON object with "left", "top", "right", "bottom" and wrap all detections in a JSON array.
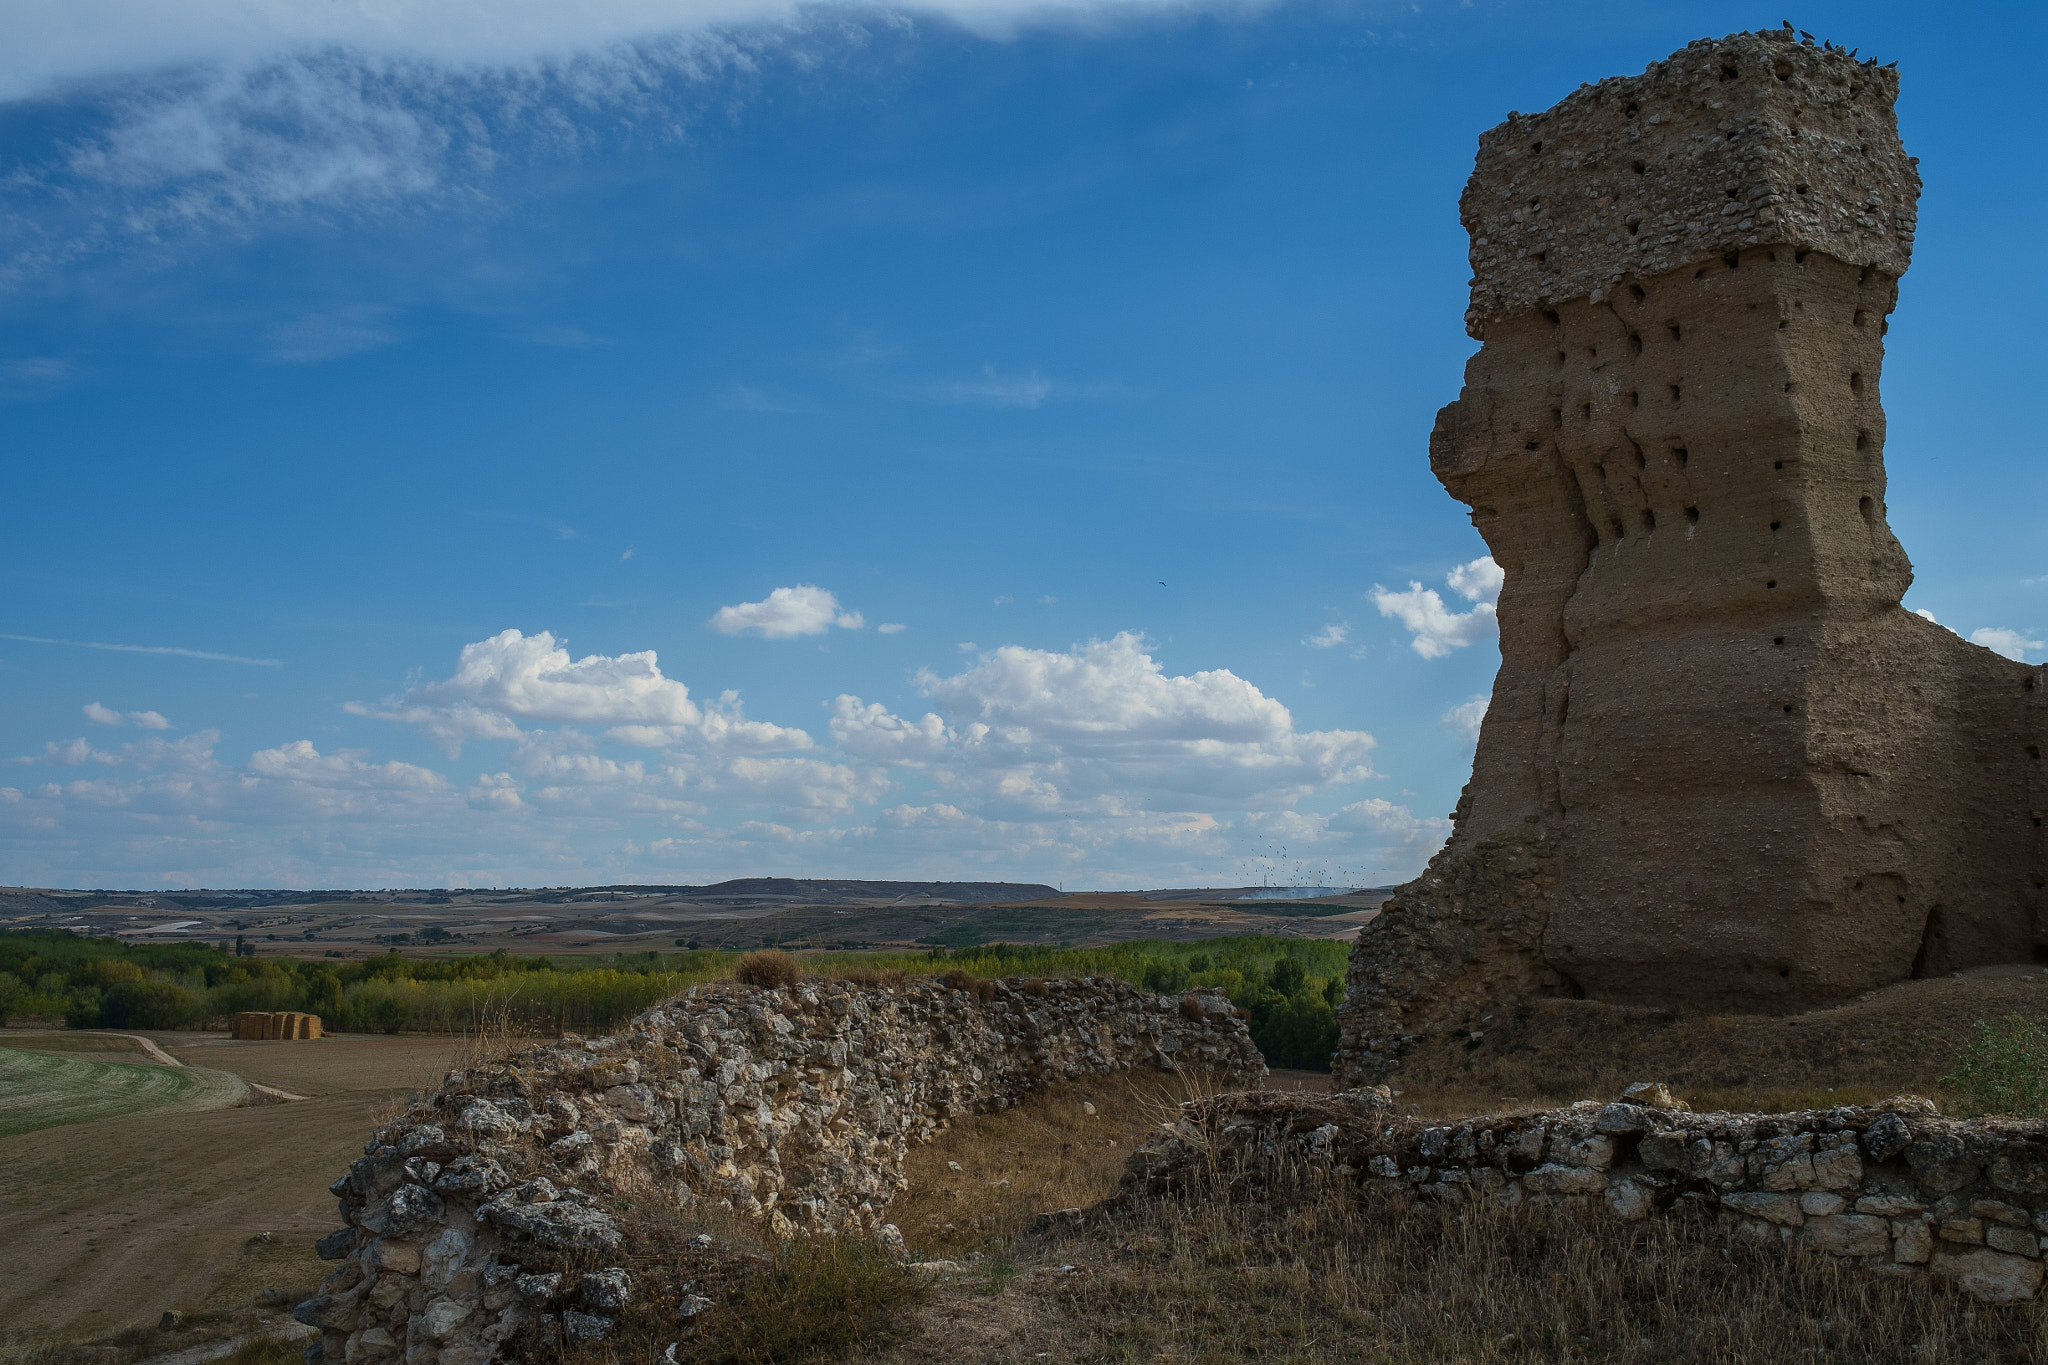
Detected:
[{"left": 0, "top": 1049, "right": 246, "bottom": 1138}]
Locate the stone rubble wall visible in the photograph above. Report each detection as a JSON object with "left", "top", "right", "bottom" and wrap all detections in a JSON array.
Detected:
[
  {"left": 1122, "top": 1088, "right": 2048, "bottom": 1305},
  {"left": 296, "top": 974, "right": 1265, "bottom": 1363}
]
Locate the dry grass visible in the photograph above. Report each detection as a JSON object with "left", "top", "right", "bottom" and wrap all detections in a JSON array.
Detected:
[
  {"left": 1008, "top": 1164, "right": 2048, "bottom": 1364},
  {"left": 820, "top": 964, "right": 908, "bottom": 991},
  {"left": 891, "top": 1070, "right": 1226, "bottom": 1260},
  {"left": 734, "top": 950, "right": 804, "bottom": 990},
  {"left": 504, "top": 1182, "right": 924, "bottom": 1365},
  {"left": 1388, "top": 974, "right": 2048, "bottom": 1118}
]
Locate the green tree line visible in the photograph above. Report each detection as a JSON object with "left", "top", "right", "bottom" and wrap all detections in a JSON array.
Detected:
[{"left": 0, "top": 931, "right": 1350, "bottom": 1070}]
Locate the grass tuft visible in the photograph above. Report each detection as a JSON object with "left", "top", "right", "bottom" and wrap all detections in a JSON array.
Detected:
[{"left": 732, "top": 950, "right": 803, "bottom": 990}]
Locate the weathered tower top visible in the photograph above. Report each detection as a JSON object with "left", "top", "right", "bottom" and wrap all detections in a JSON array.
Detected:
[{"left": 1460, "top": 30, "right": 1920, "bottom": 334}]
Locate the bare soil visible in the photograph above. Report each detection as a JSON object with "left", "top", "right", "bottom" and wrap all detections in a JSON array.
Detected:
[{"left": 0, "top": 1034, "right": 464, "bottom": 1339}]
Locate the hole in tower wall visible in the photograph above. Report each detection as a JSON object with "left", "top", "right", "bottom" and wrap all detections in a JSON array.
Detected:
[
  {"left": 1856, "top": 431, "right": 1869, "bottom": 451},
  {"left": 1629, "top": 284, "right": 1647, "bottom": 302},
  {"left": 1854, "top": 309, "right": 1869, "bottom": 327},
  {"left": 1628, "top": 332, "right": 1642, "bottom": 354},
  {"left": 1795, "top": 249, "right": 1809, "bottom": 264},
  {"left": 1673, "top": 446, "right": 1689, "bottom": 468},
  {"left": 1542, "top": 308, "right": 1561, "bottom": 328},
  {"left": 1631, "top": 157, "right": 1646, "bottom": 171},
  {"left": 1911, "top": 907, "right": 1949, "bottom": 979},
  {"left": 1670, "top": 385, "right": 1683, "bottom": 404},
  {"left": 1582, "top": 403, "right": 1592, "bottom": 421},
  {"left": 1629, "top": 391, "right": 1640, "bottom": 407},
  {"left": 1627, "top": 223, "right": 1640, "bottom": 236},
  {"left": 1766, "top": 580, "right": 1777, "bottom": 589},
  {"left": 1641, "top": 508, "right": 1656, "bottom": 532},
  {"left": 1774, "top": 637, "right": 1785, "bottom": 646},
  {"left": 1860, "top": 496, "right": 1874, "bottom": 523},
  {"left": 1850, "top": 372, "right": 1863, "bottom": 393},
  {"left": 1685, "top": 505, "right": 1700, "bottom": 526},
  {"left": 1859, "top": 266, "right": 1872, "bottom": 286},
  {"left": 1668, "top": 323, "right": 1682, "bottom": 340},
  {"left": 1770, "top": 521, "right": 1781, "bottom": 530},
  {"left": 1720, "top": 64, "right": 1739, "bottom": 81},
  {"left": 1552, "top": 409, "right": 1563, "bottom": 428},
  {"left": 1611, "top": 518, "right": 1626, "bottom": 542},
  {"left": 1629, "top": 439, "right": 1646, "bottom": 469},
  {"left": 1724, "top": 250, "right": 1741, "bottom": 269}
]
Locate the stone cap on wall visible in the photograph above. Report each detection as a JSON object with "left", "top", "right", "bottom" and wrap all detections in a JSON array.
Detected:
[{"left": 1460, "top": 29, "right": 1919, "bottom": 335}]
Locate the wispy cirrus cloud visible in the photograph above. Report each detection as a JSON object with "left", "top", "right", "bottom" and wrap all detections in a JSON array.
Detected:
[
  {"left": 0, "top": 631, "right": 282, "bottom": 666},
  {"left": 903, "top": 365, "right": 1123, "bottom": 409},
  {"left": 0, "top": 0, "right": 1237, "bottom": 293},
  {"left": 261, "top": 306, "right": 399, "bottom": 363}
]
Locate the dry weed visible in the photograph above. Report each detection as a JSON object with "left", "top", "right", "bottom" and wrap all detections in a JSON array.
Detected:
[
  {"left": 1000, "top": 1161, "right": 2048, "bottom": 1364},
  {"left": 733, "top": 951, "right": 804, "bottom": 990},
  {"left": 817, "top": 965, "right": 908, "bottom": 991},
  {"left": 892, "top": 1069, "right": 1231, "bottom": 1260},
  {"left": 509, "top": 1178, "right": 924, "bottom": 1365}
]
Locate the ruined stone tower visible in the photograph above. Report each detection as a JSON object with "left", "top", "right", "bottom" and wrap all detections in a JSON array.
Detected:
[{"left": 1334, "top": 31, "right": 2048, "bottom": 1085}]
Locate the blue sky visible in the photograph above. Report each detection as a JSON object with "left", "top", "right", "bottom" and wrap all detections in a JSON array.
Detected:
[{"left": 1, "top": 0, "right": 2042, "bottom": 892}]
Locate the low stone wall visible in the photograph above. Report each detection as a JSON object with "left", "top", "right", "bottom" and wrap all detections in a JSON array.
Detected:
[
  {"left": 297, "top": 973, "right": 1263, "bottom": 1363},
  {"left": 1122, "top": 1088, "right": 2048, "bottom": 1304}
]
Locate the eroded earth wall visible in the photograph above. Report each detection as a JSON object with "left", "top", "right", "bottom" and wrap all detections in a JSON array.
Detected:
[
  {"left": 296, "top": 974, "right": 1262, "bottom": 1363},
  {"left": 1335, "top": 29, "right": 2047, "bottom": 1086}
]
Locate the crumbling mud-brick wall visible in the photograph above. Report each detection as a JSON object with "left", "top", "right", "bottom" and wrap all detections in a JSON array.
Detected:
[
  {"left": 1125, "top": 1089, "right": 2048, "bottom": 1304},
  {"left": 1337, "top": 30, "right": 2048, "bottom": 1085},
  {"left": 296, "top": 974, "right": 1262, "bottom": 1362}
]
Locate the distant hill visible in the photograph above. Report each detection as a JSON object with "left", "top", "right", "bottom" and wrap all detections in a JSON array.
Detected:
[{"left": 0, "top": 878, "right": 1064, "bottom": 914}]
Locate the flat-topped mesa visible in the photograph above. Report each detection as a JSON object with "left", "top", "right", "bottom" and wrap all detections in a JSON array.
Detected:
[{"left": 1336, "top": 33, "right": 2046, "bottom": 1085}]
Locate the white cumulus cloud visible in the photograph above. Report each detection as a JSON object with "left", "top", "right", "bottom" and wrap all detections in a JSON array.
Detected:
[
  {"left": 1305, "top": 622, "right": 1348, "bottom": 649},
  {"left": 350, "top": 628, "right": 704, "bottom": 751},
  {"left": 709, "top": 585, "right": 864, "bottom": 638},
  {"left": 1374, "top": 556, "right": 1502, "bottom": 659},
  {"left": 81, "top": 701, "right": 173, "bottom": 728},
  {"left": 1971, "top": 627, "right": 2045, "bottom": 662},
  {"left": 831, "top": 632, "right": 1378, "bottom": 811},
  {"left": 1440, "top": 695, "right": 1488, "bottom": 742}
]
